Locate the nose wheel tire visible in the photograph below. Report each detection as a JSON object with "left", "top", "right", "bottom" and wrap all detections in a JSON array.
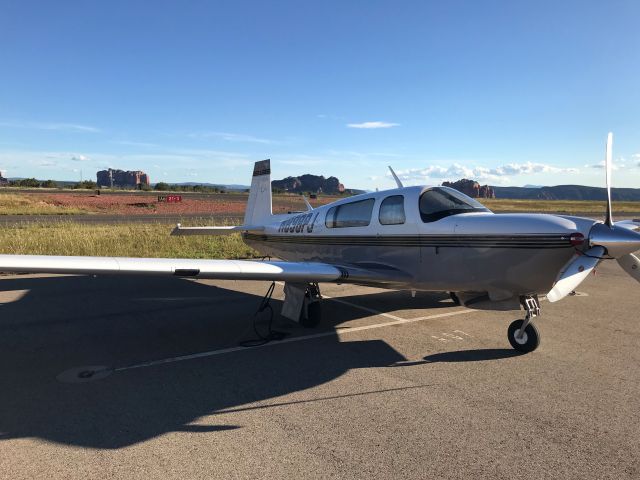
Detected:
[{"left": 507, "top": 319, "right": 540, "bottom": 353}]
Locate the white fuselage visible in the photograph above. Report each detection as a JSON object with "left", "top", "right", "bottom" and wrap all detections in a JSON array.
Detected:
[{"left": 243, "top": 186, "right": 597, "bottom": 300}]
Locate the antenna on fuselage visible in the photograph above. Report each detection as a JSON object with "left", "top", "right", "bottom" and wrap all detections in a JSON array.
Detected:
[
  {"left": 302, "top": 195, "right": 314, "bottom": 211},
  {"left": 388, "top": 166, "right": 404, "bottom": 188}
]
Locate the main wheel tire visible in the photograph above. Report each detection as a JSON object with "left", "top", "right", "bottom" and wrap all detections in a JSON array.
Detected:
[
  {"left": 507, "top": 319, "right": 540, "bottom": 353},
  {"left": 300, "top": 301, "right": 322, "bottom": 328}
]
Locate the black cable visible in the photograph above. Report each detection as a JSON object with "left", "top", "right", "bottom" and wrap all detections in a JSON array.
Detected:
[{"left": 239, "top": 281, "right": 289, "bottom": 347}]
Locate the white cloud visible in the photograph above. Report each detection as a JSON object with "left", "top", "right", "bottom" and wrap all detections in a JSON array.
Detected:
[
  {"left": 346, "top": 121, "right": 400, "bottom": 129},
  {"left": 586, "top": 159, "right": 625, "bottom": 170},
  {"left": 0, "top": 120, "right": 100, "bottom": 133},
  {"left": 37, "top": 160, "right": 56, "bottom": 167},
  {"left": 396, "top": 162, "right": 579, "bottom": 184},
  {"left": 188, "top": 131, "right": 276, "bottom": 144},
  {"left": 71, "top": 154, "right": 90, "bottom": 162}
]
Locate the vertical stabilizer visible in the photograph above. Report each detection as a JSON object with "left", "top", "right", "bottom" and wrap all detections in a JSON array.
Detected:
[{"left": 244, "top": 159, "right": 272, "bottom": 225}]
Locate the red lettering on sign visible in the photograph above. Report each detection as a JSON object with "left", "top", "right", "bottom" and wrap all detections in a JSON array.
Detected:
[{"left": 157, "top": 195, "right": 182, "bottom": 203}]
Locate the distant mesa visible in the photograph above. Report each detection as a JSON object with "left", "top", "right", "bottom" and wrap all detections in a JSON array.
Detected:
[
  {"left": 97, "top": 169, "right": 150, "bottom": 189},
  {"left": 443, "top": 179, "right": 640, "bottom": 201},
  {"left": 442, "top": 179, "right": 495, "bottom": 199},
  {"left": 493, "top": 184, "right": 640, "bottom": 201},
  {"left": 272, "top": 174, "right": 347, "bottom": 195}
]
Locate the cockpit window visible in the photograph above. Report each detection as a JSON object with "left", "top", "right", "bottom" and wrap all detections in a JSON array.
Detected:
[{"left": 419, "top": 187, "right": 490, "bottom": 222}]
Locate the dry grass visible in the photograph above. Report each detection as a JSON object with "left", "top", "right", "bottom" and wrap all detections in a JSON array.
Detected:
[
  {"left": 0, "top": 222, "right": 258, "bottom": 259},
  {"left": 483, "top": 198, "right": 640, "bottom": 214},
  {"left": 0, "top": 194, "right": 88, "bottom": 215}
]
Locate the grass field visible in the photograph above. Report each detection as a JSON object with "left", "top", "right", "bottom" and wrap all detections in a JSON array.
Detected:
[
  {"left": 2, "top": 190, "right": 640, "bottom": 216},
  {"left": 0, "top": 222, "right": 258, "bottom": 259},
  {"left": 482, "top": 198, "right": 640, "bottom": 214},
  {"left": 0, "top": 194, "right": 89, "bottom": 215},
  {"left": 0, "top": 190, "right": 338, "bottom": 216}
]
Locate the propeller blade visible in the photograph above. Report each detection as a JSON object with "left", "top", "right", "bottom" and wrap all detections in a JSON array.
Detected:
[
  {"left": 617, "top": 253, "right": 640, "bottom": 284},
  {"left": 605, "top": 132, "right": 613, "bottom": 227},
  {"left": 547, "top": 246, "right": 605, "bottom": 303}
]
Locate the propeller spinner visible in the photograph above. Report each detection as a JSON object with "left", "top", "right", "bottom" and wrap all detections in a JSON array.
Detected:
[{"left": 547, "top": 133, "right": 640, "bottom": 302}]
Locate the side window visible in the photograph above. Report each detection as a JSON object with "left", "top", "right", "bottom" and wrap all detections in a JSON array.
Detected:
[
  {"left": 379, "top": 195, "right": 405, "bottom": 225},
  {"left": 325, "top": 198, "right": 375, "bottom": 228}
]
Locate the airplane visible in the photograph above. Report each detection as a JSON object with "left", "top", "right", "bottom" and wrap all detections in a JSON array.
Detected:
[{"left": 0, "top": 133, "right": 638, "bottom": 353}]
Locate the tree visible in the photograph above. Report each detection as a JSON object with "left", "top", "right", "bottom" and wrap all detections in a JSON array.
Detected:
[
  {"left": 41, "top": 180, "right": 57, "bottom": 188},
  {"left": 73, "top": 180, "right": 97, "bottom": 189},
  {"left": 12, "top": 178, "right": 41, "bottom": 188},
  {"left": 154, "top": 182, "right": 170, "bottom": 191}
]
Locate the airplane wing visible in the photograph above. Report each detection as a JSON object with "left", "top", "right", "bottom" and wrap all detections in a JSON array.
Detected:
[{"left": 0, "top": 254, "right": 400, "bottom": 284}]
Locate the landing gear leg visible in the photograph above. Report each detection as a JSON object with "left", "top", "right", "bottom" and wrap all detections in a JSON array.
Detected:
[
  {"left": 300, "top": 283, "right": 322, "bottom": 328},
  {"left": 507, "top": 295, "right": 541, "bottom": 353}
]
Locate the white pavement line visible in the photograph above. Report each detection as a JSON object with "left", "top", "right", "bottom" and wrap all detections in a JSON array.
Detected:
[
  {"left": 113, "top": 308, "right": 476, "bottom": 373},
  {"left": 323, "top": 295, "right": 405, "bottom": 321},
  {"left": 453, "top": 330, "right": 472, "bottom": 336},
  {"left": 275, "top": 281, "right": 445, "bottom": 322}
]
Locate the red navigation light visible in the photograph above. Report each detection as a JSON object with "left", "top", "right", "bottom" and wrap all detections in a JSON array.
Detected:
[{"left": 569, "top": 232, "right": 585, "bottom": 246}]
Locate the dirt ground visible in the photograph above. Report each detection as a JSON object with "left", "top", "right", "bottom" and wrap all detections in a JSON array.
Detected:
[{"left": 14, "top": 191, "right": 337, "bottom": 216}]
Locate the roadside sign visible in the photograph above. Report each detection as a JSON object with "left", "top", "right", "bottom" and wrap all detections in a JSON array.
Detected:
[{"left": 158, "top": 195, "right": 182, "bottom": 203}]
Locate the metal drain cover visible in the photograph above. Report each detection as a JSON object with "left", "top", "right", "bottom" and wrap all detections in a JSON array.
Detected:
[{"left": 57, "top": 365, "right": 113, "bottom": 383}]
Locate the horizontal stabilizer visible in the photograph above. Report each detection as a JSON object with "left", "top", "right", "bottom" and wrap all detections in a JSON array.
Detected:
[{"left": 171, "top": 224, "right": 264, "bottom": 236}]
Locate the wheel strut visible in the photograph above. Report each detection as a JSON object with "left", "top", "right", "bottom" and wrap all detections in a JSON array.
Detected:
[
  {"left": 507, "top": 295, "right": 541, "bottom": 353},
  {"left": 517, "top": 295, "right": 540, "bottom": 339}
]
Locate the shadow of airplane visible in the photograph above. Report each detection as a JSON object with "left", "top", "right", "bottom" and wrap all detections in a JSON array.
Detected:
[
  {"left": 0, "top": 274, "right": 452, "bottom": 449},
  {"left": 422, "top": 349, "right": 523, "bottom": 362}
]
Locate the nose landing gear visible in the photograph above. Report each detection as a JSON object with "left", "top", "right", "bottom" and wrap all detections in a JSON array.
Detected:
[{"left": 507, "top": 295, "right": 541, "bottom": 353}]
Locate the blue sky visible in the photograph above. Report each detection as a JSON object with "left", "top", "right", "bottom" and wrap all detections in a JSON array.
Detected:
[{"left": 1, "top": 0, "right": 639, "bottom": 189}]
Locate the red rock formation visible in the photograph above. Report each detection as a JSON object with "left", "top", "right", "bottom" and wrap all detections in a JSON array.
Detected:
[{"left": 442, "top": 179, "right": 495, "bottom": 198}]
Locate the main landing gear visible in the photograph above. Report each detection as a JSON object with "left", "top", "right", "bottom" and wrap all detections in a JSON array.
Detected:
[
  {"left": 299, "top": 283, "right": 323, "bottom": 328},
  {"left": 282, "top": 282, "right": 323, "bottom": 328},
  {"left": 507, "top": 295, "right": 541, "bottom": 353}
]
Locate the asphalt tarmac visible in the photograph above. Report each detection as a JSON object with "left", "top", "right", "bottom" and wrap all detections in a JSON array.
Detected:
[{"left": 0, "top": 261, "right": 638, "bottom": 479}]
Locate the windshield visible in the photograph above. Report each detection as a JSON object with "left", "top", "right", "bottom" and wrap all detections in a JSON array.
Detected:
[{"left": 419, "top": 187, "right": 490, "bottom": 222}]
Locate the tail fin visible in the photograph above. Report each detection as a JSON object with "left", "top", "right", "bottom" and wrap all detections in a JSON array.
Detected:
[{"left": 244, "top": 159, "right": 272, "bottom": 225}]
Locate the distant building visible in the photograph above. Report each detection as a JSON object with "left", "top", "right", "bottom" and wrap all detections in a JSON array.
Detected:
[{"left": 97, "top": 169, "right": 150, "bottom": 188}]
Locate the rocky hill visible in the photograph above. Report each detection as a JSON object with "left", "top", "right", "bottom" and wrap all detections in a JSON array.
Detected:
[
  {"left": 492, "top": 185, "right": 640, "bottom": 201},
  {"left": 272, "top": 174, "right": 346, "bottom": 194},
  {"left": 442, "top": 179, "right": 495, "bottom": 198},
  {"left": 441, "top": 179, "right": 640, "bottom": 201}
]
